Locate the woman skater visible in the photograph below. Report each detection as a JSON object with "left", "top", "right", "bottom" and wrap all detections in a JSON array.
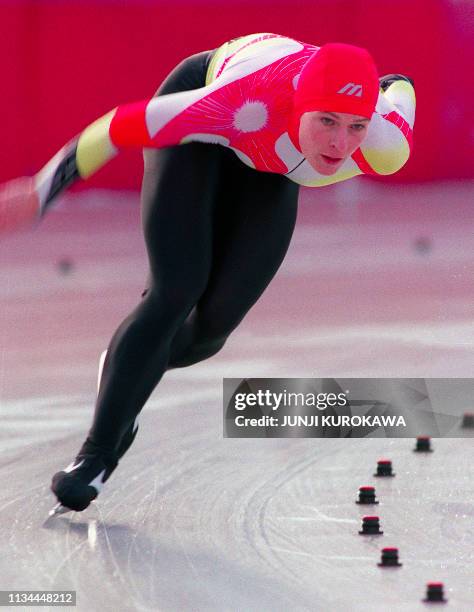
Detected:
[{"left": 0, "top": 33, "right": 415, "bottom": 512}]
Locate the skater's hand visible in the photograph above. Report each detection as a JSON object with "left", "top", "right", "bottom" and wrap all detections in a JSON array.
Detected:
[
  {"left": 379, "top": 74, "right": 414, "bottom": 92},
  {"left": 0, "top": 176, "right": 41, "bottom": 235}
]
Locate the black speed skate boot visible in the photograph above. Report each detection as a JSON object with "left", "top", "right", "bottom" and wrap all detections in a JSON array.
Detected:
[
  {"left": 50, "top": 438, "right": 119, "bottom": 513},
  {"left": 50, "top": 419, "right": 139, "bottom": 514}
]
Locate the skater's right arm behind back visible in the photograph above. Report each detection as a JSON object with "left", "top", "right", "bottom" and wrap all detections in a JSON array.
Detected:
[{"left": 0, "top": 84, "right": 222, "bottom": 235}]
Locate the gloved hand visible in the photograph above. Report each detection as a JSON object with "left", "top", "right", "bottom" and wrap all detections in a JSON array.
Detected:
[
  {"left": 379, "top": 73, "right": 414, "bottom": 92},
  {"left": 0, "top": 176, "right": 40, "bottom": 235}
]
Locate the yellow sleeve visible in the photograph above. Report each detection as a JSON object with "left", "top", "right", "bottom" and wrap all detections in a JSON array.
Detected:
[{"left": 359, "top": 80, "right": 416, "bottom": 176}]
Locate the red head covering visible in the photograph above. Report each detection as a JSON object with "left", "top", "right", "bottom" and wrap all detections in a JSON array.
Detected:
[{"left": 288, "top": 43, "right": 379, "bottom": 151}]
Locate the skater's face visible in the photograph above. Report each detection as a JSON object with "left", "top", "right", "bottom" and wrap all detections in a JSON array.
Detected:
[{"left": 299, "top": 111, "right": 370, "bottom": 175}]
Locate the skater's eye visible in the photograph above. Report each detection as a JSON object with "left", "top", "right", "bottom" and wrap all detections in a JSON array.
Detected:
[
  {"left": 321, "top": 117, "right": 335, "bottom": 126},
  {"left": 350, "top": 123, "right": 367, "bottom": 131}
]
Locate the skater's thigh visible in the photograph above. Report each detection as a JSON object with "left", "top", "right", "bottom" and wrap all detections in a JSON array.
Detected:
[
  {"left": 196, "top": 156, "right": 299, "bottom": 325},
  {"left": 140, "top": 50, "right": 220, "bottom": 297},
  {"left": 141, "top": 143, "right": 222, "bottom": 296}
]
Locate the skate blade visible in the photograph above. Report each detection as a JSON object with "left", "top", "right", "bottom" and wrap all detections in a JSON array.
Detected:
[{"left": 49, "top": 503, "right": 73, "bottom": 517}]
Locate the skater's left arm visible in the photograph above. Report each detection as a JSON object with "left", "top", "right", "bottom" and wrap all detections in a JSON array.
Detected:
[{"left": 356, "top": 75, "right": 416, "bottom": 176}]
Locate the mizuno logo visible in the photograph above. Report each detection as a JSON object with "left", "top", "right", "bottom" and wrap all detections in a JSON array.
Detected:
[
  {"left": 64, "top": 459, "right": 85, "bottom": 473},
  {"left": 89, "top": 469, "right": 106, "bottom": 494},
  {"left": 337, "top": 83, "right": 363, "bottom": 97},
  {"left": 62, "top": 459, "right": 106, "bottom": 494}
]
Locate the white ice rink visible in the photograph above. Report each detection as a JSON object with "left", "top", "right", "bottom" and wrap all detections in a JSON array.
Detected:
[{"left": 1, "top": 181, "right": 473, "bottom": 611}]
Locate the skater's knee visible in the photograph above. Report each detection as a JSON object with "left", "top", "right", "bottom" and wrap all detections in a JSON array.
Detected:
[
  {"left": 168, "top": 335, "right": 227, "bottom": 369},
  {"left": 200, "top": 335, "right": 227, "bottom": 356},
  {"left": 144, "top": 282, "right": 205, "bottom": 321},
  {"left": 192, "top": 331, "right": 229, "bottom": 361},
  {"left": 196, "top": 310, "right": 244, "bottom": 343}
]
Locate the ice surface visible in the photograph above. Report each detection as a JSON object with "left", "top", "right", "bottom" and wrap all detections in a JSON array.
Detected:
[{"left": 1, "top": 184, "right": 473, "bottom": 611}]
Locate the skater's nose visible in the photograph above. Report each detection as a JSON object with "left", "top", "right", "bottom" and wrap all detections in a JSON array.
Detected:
[{"left": 329, "top": 126, "right": 349, "bottom": 155}]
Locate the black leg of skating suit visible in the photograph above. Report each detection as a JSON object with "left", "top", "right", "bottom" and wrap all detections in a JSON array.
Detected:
[{"left": 86, "top": 51, "right": 300, "bottom": 453}]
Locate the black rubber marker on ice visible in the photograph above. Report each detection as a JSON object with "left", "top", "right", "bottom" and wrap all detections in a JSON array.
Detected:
[
  {"left": 359, "top": 515, "right": 383, "bottom": 535},
  {"left": 378, "top": 547, "right": 402, "bottom": 567},
  {"left": 423, "top": 582, "right": 447, "bottom": 603},
  {"left": 414, "top": 436, "right": 433, "bottom": 452},
  {"left": 355, "top": 486, "right": 379, "bottom": 504},
  {"left": 461, "top": 412, "right": 474, "bottom": 428},
  {"left": 374, "top": 459, "right": 395, "bottom": 477}
]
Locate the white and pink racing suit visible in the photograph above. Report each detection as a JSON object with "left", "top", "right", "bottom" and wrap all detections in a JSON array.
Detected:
[{"left": 32, "top": 32, "right": 415, "bottom": 211}]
